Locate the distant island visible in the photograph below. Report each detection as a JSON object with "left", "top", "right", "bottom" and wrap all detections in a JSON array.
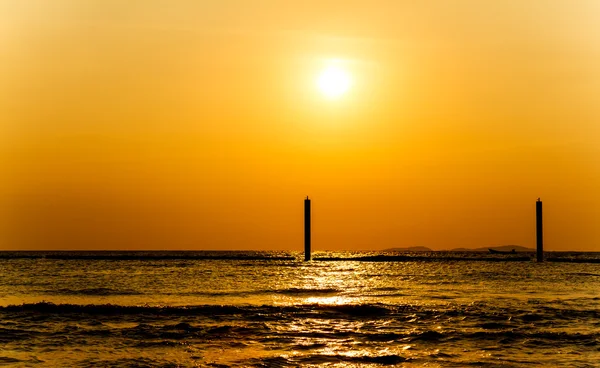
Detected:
[
  {"left": 384, "top": 245, "right": 535, "bottom": 253},
  {"left": 383, "top": 246, "right": 434, "bottom": 252}
]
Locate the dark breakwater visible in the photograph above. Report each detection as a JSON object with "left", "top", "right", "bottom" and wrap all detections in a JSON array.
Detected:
[
  {"left": 0, "top": 251, "right": 294, "bottom": 261},
  {"left": 2, "top": 251, "right": 599, "bottom": 263},
  {"left": 314, "top": 255, "right": 532, "bottom": 262}
]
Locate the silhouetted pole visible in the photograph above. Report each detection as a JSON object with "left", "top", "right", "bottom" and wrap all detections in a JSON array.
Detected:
[
  {"left": 304, "top": 196, "right": 311, "bottom": 261},
  {"left": 536, "top": 198, "right": 543, "bottom": 262}
]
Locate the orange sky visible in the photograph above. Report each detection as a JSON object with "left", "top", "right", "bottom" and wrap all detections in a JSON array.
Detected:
[{"left": 1, "top": 1, "right": 599, "bottom": 251}]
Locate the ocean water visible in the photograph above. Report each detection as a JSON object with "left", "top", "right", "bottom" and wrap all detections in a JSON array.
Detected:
[{"left": 1, "top": 251, "right": 599, "bottom": 367}]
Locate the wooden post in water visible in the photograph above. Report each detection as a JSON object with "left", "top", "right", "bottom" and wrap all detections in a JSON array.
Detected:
[
  {"left": 304, "top": 196, "right": 311, "bottom": 261},
  {"left": 536, "top": 198, "right": 543, "bottom": 262}
]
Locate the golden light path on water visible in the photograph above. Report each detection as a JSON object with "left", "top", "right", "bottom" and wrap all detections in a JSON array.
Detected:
[
  {"left": 272, "top": 260, "right": 417, "bottom": 307},
  {"left": 266, "top": 261, "right": 424, "bottom": 365}
]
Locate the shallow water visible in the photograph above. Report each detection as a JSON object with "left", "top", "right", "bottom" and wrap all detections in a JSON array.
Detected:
[{"left": 1, "top": 251, "right": 599, "bottom": 367}]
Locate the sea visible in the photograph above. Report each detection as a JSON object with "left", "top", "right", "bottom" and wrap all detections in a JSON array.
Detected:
[{"left": 1, "top": 251, "right": 599, "bottom": 367}]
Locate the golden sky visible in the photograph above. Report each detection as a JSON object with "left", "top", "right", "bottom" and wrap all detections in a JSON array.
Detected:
[{"left": 1, "top": 1, "right": 599, "bottom": 251}]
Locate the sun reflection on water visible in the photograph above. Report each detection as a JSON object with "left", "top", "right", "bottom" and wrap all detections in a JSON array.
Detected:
[{"left": 303, "top": 295, "right": 354, "bottom": 305}]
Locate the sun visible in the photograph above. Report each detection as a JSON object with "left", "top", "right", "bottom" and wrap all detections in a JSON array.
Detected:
[{"left": 317, "top": 66, "right": 351, "bottom": 99}]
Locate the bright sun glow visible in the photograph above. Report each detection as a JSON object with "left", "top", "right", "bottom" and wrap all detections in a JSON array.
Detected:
[{"left": 317, "top": 66, "right": 351, "bottom": 99}]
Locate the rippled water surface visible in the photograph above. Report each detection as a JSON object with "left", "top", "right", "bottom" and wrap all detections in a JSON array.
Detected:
[{"left": 1, "top": 251, "right": 599, "bottom": 367}]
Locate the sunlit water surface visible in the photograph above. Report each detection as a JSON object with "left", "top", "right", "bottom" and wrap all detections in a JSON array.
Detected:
[{"left": 1, "top": 251, "right": 599, "bottom": 367}]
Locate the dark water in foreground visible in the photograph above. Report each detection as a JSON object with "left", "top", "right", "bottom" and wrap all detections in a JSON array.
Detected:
[{"left": 1, "top": 251, "right": 599, "bottom": 367}]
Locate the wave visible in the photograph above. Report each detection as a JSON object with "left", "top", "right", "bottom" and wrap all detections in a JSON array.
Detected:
[
  {"left": 0, "top": 302, "right": 249, "bottom": 316},
  {"left": 274, "top": 287, "right": 340, "bottom": 296},
  {"left": 4, "top": 316, "right": 598, "bottom": 346},
  {"left": 173, "top": 287, "right": 342, "bottom": 298},
  {"left": 0, "top": 327, "right": 36, "bottom": 343},
  {"left": 77, "top": 357, "right": 179, "bottom": 368},
  {"left": 3, "top": 302, "right": 598, "bottom": 361},
  {"left": 463, "top": 330, "right": 599, "bottom": 345},
  {"left": 86, "top": 353, "right": 408, "bottom": 367},
  {"left": 0, "top": 302, "right": 398, "bottom": 318},
  {"left": 50, "top": 287, "right": 143, "bottom": 296},
  {"left": 314, "top": 255, "right": 532, "bottom": 262},
  {"left": 254, "top": 354, "right": 409, "bottom": 366},
  {"left": 3, "top": 302, "right": 600, "bottom": 327},
  {"left": 547, "top": 257, "right": 600, "bottom": 264},
  {"left": 568, "top": 272, "right": 600, "bottom": 277},
  {"left": 0, "top": 357, "right": 24, "bottom": 364}
]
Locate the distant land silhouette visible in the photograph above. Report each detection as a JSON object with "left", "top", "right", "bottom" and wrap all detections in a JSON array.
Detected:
[{"left": 384, "top": 245, "right": 535, "bottom": 253}]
